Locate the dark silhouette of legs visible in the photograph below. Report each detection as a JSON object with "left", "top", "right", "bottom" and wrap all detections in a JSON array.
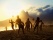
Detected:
[
  {"left": 12, "top": 25, "right": 14, "bottom": 30},
  {"left": 34, "top": 25, "right": 37, "bottom": 31},
  {"left": 34, "top": 25, "right": 39, "bottom": 34},
  {"left": 22, "top": 27, "right": 24, "bottom": 34},
  {"left": 18, "top": 24, "right": 24, "bottom": 34},
  {"left": 18, "top": 27, "right": 20, "bottom": 34}
]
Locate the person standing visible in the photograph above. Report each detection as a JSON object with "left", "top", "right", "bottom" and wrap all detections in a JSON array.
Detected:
[
  {"left": 25, "top": 18, "right": 32, "bottom": 32},
  {"left": 9, "top": 19, "right": 15, "bottom": 30},
  {"left": 34, "top": 17, "right": 40, "bottom": 34},
  {"left": 15, "top": 16, "right": 24, "bottom": 34}
]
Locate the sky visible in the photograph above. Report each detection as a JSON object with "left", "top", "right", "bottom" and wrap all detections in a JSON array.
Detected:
[{"left": 0, "top": 0, "right": 53, "bottom": 21}]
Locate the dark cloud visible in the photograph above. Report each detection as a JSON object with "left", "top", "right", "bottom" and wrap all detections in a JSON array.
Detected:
[
  {"left": 40, "top": 8, "right": 53, "bottom": 21},
  {"left": 28, "top": 5, "right": 53, "bottom": 23},
  {"left": 36, "top": 5, "right": 50, "bottom": 13},
  {"left": 36, "top": 8, "right": 43, "bottom": 13},
  {"left": 43, "top": 5, "right": 50, "bottom": 9},
  {"left": 27, "top": 5, "right": 50, "bottom": 13},
  {"left": 39, "top": 7, "right": 53, "bottom": 22}
]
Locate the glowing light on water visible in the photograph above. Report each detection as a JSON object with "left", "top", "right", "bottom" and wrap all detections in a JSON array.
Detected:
[
  {"left": 7, "top": 26, "right": 19, "bottom": 30},
  {"left": 0, "top": 27, "right": 6, "bottom": 31},
  {"left": 7, "top": 26, "right": 12, "bottom": 30},
  {"left": 0, "top": 26, "right": 19, "bottom": 31}
]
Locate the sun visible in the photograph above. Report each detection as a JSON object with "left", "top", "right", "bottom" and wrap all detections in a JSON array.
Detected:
[
  {"left": 7, "top": 7, "right": 22, "bottom": 16},
  {"left": 2, "top": 5, "right": 24, "bottom": 21},
  {"left": 0, "top": 1, "right": 27, "bottom": 21}
]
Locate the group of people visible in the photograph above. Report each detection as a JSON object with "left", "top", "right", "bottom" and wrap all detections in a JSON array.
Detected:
[{"left": 9, "top": 16, "right": 44, "bottom": 34}]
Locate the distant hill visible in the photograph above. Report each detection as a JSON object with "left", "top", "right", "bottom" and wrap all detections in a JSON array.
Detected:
[
  {"left": 19, "top": 10, "right": 33, "bottom": 23},
  {"left": 0, "top": 19, "right": 10, "bottom": 27},
  {"left": 0, "top": 10, "right": 33, "bottom": 27}
]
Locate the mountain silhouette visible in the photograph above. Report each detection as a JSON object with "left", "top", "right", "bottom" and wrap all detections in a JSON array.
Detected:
[
  {"left": 0, "top": 10, "right": 33, "bottom": 27},
  {"left": 0, "top": 19, "right": 10, "bottom": 27},
  {"left": 19, "top": 10, "right": 33, "bottom": 23}
]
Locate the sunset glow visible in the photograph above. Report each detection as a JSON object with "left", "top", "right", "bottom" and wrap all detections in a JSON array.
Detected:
[
  {"left": 0, "top": 0, "right": 53, "bottom": 31},
  {"left": 0, "top": 0, "right": 29, "bottom": 21},
  {"left": 7, "top": 26, "right": 19, "bottom": 30},
  {"left": 0, "top": 26, "right": 19, "bottom": 31},
  {"left": 36, "top": 12, "right": 40, "bottom": 16}
]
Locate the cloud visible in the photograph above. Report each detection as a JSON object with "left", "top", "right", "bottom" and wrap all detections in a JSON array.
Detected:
[
  {"left": 36, "top": 5, "right": 50, "bottom": 13},
  {"left": 43, "top": 5, "right": 50, "bottom": 9},
  {"left": 37, "top": 6, "right": 53, "bottom": 22},
  {"left": 27, "top": 7, "right": 36, "bottom": 12},
  {"left": 36, "top": 8, "right": 43, "bottom": 13},
  {"left": 27, "top": 5, "right": 53, "bottom": 23},
  {"left": 28, "top": 7, "right": 35, "bottom": 10}
]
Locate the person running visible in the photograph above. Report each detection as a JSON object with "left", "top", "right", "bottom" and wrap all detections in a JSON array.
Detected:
[
  {"left": 34, "top": 17, "right": 40, "bottom": 34},
  {"left": 9, "top": 19, "right": 15, "bottom": 30},
  {"left": 25, "top": 18, "right": 32, "bottom": 32},
  {"left": 15, "top": 16, "right": 24, "bottom": 34},
  {"left": 40, "top": 20, "right": 44, "bottom": 32}
]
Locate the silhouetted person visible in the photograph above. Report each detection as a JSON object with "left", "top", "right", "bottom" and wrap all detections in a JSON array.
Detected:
[
  {"left": 15, "top": 16, "right": 24, "bottom": 34},
  {"left": 9, "top": 19, "right": 15, "bottom": 30},
  {"left": 25, "top": 18, "right": 32, "bottom": 32},
  {"left": 40, "top": 20, "right": 44, "bottom": 32},
  {"left": 5, "top": 26, "right": 7, "bottom": 31},
  {"left": 34, "top": 17, "right": 40, "bottom": 34}
]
